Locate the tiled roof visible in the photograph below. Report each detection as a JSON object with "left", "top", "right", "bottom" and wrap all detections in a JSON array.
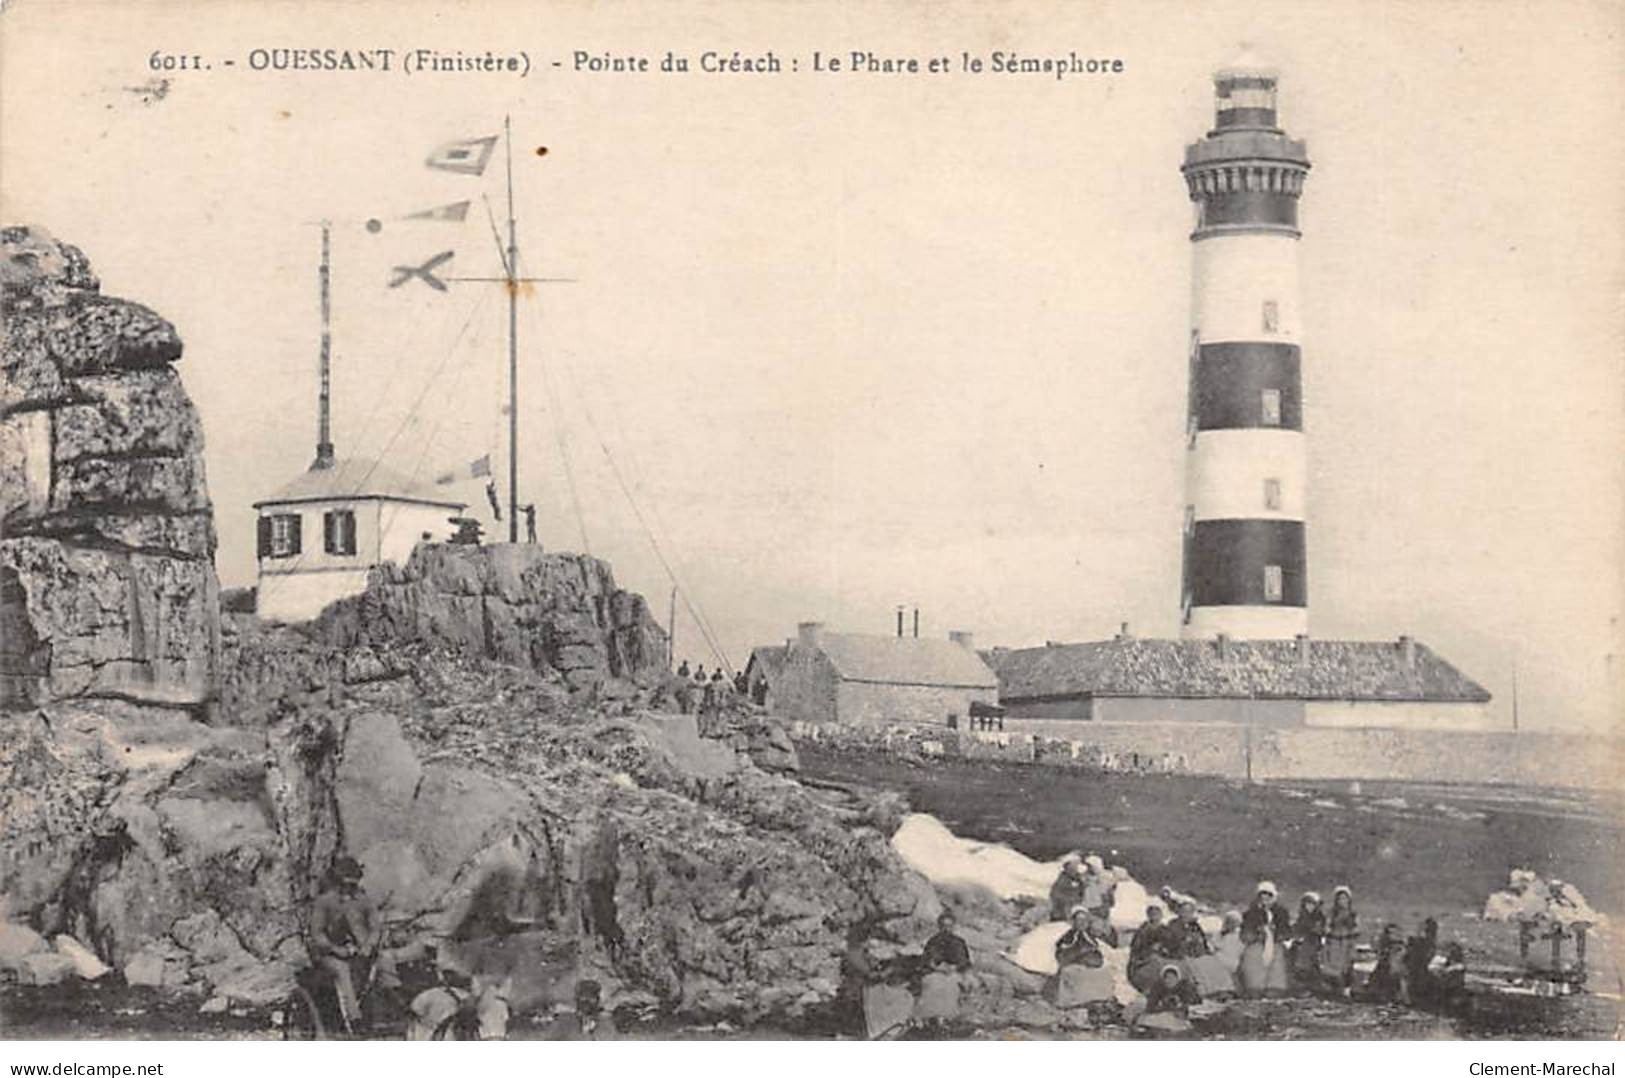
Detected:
[
  {"left": 985, "top": 637, "right": 1490, "bottom": 704},
  {"left": 254, "top": 458, "right": 465, "bottom": 508},
  {"left": 815, "top": 633, "right": 998, "bottom": 689}
]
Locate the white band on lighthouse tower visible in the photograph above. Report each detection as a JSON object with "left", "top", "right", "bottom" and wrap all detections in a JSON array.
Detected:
[{"left": 1180, "top": 64, "right": 1311, "bottom": 641}]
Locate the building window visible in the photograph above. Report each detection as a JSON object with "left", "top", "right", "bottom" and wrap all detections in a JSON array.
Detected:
[
  {"left": 1263, "top": 564, "right": 1283, "bottom": 602},
  {"left": 1263, "top": 478, "right": 1282, "bottom": 511},
  {"left": 258, "top": 513, "right": 302, "bottom": 559},
  {"left": 1261, "top": 388, "right": 1282, "bottom": 426},
  {"left": 324, "top": 509, "right": 357, "bottom": 556},
  {"left": 1187, "top": 413, "right": 1200, "bottom": 448},
  {"left": 1262, "top": 300, "right": 1279, "bottom": 334},
  {"left": 1184, "top": 504, "right": 1196, "bottom": 535}
]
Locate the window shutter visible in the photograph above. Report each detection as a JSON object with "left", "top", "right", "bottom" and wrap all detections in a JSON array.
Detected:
[
  {"left": 342, "top": 511, "right": 357, "bottom": 555},
  {"left": 289, "top": 515, "right": 303, "bottom": 555},
  {"left": 256, "top": 516, "right": 272, "bottom": 558},
  {"left": 323, "top": 512, "right": 336, "bottom": 555}
]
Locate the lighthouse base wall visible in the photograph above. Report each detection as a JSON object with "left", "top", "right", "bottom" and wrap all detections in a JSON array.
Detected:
[{"left": 1183, "top": 605, "right": 1307, "bottom": 640}]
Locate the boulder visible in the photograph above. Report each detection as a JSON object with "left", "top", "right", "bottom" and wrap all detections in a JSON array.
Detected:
[
  {"left": 17, "top": 951, "right": 79, "bottom": 987},
  {"left": 52, "top": 934, "right": 110, "bottom": 980},
  {"left": 0, "top": 921, "right": 48, "bottom": 971}
]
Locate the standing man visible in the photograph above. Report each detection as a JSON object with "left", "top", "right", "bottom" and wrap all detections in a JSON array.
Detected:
[
  {"left": 308, "top": 856, "right": 378, "bottom": 1034},
  {"left": 522, "top": 503, "right": 537, "bottom": 545}
]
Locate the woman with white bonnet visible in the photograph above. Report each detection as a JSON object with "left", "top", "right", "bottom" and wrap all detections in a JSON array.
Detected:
[
  {"left": 1237, "top": 880, "right": 1292, "bottom": 997},
  {"left": 1320, "top": 885, "right": 1359, "bottom": 995}
]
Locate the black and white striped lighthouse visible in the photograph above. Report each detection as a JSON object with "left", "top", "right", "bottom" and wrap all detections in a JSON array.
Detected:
[{"left": 1179, "top": 59, "right": 1312, "bottom": 640}]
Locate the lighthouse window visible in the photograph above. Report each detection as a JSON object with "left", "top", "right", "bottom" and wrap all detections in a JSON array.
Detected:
[
  {"left": 323, "top": 509, "right": 357, "bottom": 556},
  {"left": 1184, "top": 504, "right": 1196, "bottom": 535},
  {"left": 1263, "top": 479, "right": 1282, "bottom": 510},
  {"left": 1263, "top": 564, "right": 1284, "bottom": 602},
  {"left": 1262, "top": 300, "right": 1279, "bottom": 334},
  {"left": 1260, "top": 389, "right": 1282, "bottom": 426}
]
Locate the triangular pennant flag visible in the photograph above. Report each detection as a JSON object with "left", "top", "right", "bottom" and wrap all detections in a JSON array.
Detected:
[
  {"left": 426, "top": 136, "right": 497, "bottom": 175},
  {"left": 405, "top": 200, "right": 471, "bottom": 223}
]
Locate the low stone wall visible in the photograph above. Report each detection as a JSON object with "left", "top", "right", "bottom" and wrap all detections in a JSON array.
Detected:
[{"left": 791, "top": 717, "right": 1621, "bottom": 790}]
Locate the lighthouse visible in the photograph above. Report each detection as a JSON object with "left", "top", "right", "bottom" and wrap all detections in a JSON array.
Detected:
[{"left": 1179, "top": 59, "right": 1311, "bottom": 640}]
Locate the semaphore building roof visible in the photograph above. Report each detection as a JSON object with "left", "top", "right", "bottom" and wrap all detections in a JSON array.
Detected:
[
  {"left": 984, "top": 637, "right": 1490, "bottom": 704},
  {"left": 253, "top": 458, "right": 466, "bottom": 510}
]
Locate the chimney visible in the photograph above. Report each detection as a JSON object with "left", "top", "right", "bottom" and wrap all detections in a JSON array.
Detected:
[
  {"left": 797, "top": 622, "right": 824, "bottom": 651},
  {"left": 1295, "top": 632, "right": 1310, "bottom": 666},
  {"left": 1115, "top": 621, "right": 1132, "bottom": 641},
  {"left": 896, "top": 606, "right": 904, "bottom": 638},
  {"left": 948, "top": 630, "right": 975, "bottom": 651},
  {"left": 1216, "top": 632, "right": 1231, "bottom": 660},
  {"left": 913, "top": 607, "right": 920, "bottom": 639},
  {"left": 1398, "top": 634, "right": 1416, "bottom": 669}
]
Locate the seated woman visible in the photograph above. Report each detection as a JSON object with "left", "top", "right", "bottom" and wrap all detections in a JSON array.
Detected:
[
  {"left": 915, "top": 910, "right": 972, "bottom": 1027},
  {"left": 1049, "top": 906, "right": 1117, "bottom": 1009},
  {"left": 1237, "top": 881, "right": 1293, "bottom": 998},
  {"left": 1135, "top": 962, "right": 1202, "bottom": 1037},
  {"left": 1168, "top": 899, "right": 1236, "bottom": 998},
  {"left": 1127, "top": 904, "right": 1169, "bottom": 994}
]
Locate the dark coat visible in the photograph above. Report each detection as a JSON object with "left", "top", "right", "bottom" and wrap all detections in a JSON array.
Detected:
[
  {"left": 1055, "top": 928, "right": 1105, "bottom": 969},
  {"left": 1129, "top": 921, "right": 1168, "bottom": 967},
  {"left": 1145, "top": 977, "right": 1202, "bottom": 1015},
  {"left": 922, "top": 930, "right": 971, "bottom": 973},
  {"left": 1240, "top": 902, "right": 1292, "bottom": 944},
  {"left": 1294, "top": 907, "right": 1327, "bottom": 944},
  {"left": 1049, "top": 872, "right": 1088, "bottom": 921},
  {"left": 1167, "top": 918, "right": 1213, "bottom": 958}
]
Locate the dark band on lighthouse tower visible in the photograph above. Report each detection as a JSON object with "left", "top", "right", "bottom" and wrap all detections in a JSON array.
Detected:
[{"left": 1180, "top": 61, "right": 1311, "bottom": 640}]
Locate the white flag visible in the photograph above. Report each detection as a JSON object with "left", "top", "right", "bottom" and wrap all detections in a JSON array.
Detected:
[{"left": 425, "top": 136, "right": 497, "bottom": 175}]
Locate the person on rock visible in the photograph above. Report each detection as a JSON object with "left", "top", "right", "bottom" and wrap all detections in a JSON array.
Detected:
[
  {"left": 1320, "top": 886, "right": 1360, "bottom": 996},
  {"left": 915, "top": 911, "right": 971, "bottom": 1029},
  {"left": 1170, "top": 899, "right": 1236, "bottom": 998},
  {"left": 1080, "top": 854, "right": 1115, "bottom": 918},
  {"left": 1049, "top": 857, "right": 1089, "bottom": 922},
  {"left": 1135, "top": 962, "right": 1202, "bottom": 1037},
  {"left": 1050, "top": 906, "right": 1116, "bottom": 1011},
  {"left": 1237, "top": 881, "right": 1292, "bottom": 998},
  {"left": 1127, "top": 903, "right": 1170, "bottom": 993},
  {"left": 308, "top": 855, "right": 380, "bottom": 1034},
  {"left": 1289, "top": 892, "right": 1327, "bottom": 993},
  {"left": 545, "top": 979, "right": 619, "bottom": 1040},
  {"left": 677, "top": 660, "right": 691, "bottom": 678}
]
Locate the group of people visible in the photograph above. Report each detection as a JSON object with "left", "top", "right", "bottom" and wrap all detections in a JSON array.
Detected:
[
  {"left": 672, "top": 660, "right": 752, "bottom": 715},
  {"left": 1116, "top": 876, "right": 1468, "bottom": 1020},
  {"left": 304, "top": 857, "right": 618, "bottom": 1040}
]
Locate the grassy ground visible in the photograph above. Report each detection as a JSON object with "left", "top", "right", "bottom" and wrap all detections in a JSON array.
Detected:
[{"left": 798, "top": 744, "right": 1624, "bottom": 1038}]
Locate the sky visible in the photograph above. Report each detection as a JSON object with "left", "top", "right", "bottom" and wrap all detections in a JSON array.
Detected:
[{"left": 2, "top": 0, "right": 1621, "bottom": 732}]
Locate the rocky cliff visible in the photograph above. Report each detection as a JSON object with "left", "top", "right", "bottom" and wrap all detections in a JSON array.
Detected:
[{"left": 0, "top": 226, "right": 218, "bottom": 713}]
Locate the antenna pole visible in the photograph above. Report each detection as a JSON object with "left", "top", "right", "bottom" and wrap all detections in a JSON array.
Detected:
[
  {"left": 313, "top": 220, "right": 335, "bottom": 470},
  {"left": 505, "top": 116, "right": 520, "bottom": 543},
  {"left": 668, "top": 585, "right": 677, "bottom": 671}
]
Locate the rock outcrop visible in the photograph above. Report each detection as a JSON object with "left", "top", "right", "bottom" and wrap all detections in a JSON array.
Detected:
[
  {"left": 1, "top": 226, "right": 218, "bottom": 712},
  {"left": 315, "top": 543, "right": 667, "bottom": 691}
]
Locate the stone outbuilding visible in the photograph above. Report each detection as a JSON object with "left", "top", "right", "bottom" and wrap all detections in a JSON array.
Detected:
[{"left": 763, "top": 622, "right": 998, "bottom": 726}]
